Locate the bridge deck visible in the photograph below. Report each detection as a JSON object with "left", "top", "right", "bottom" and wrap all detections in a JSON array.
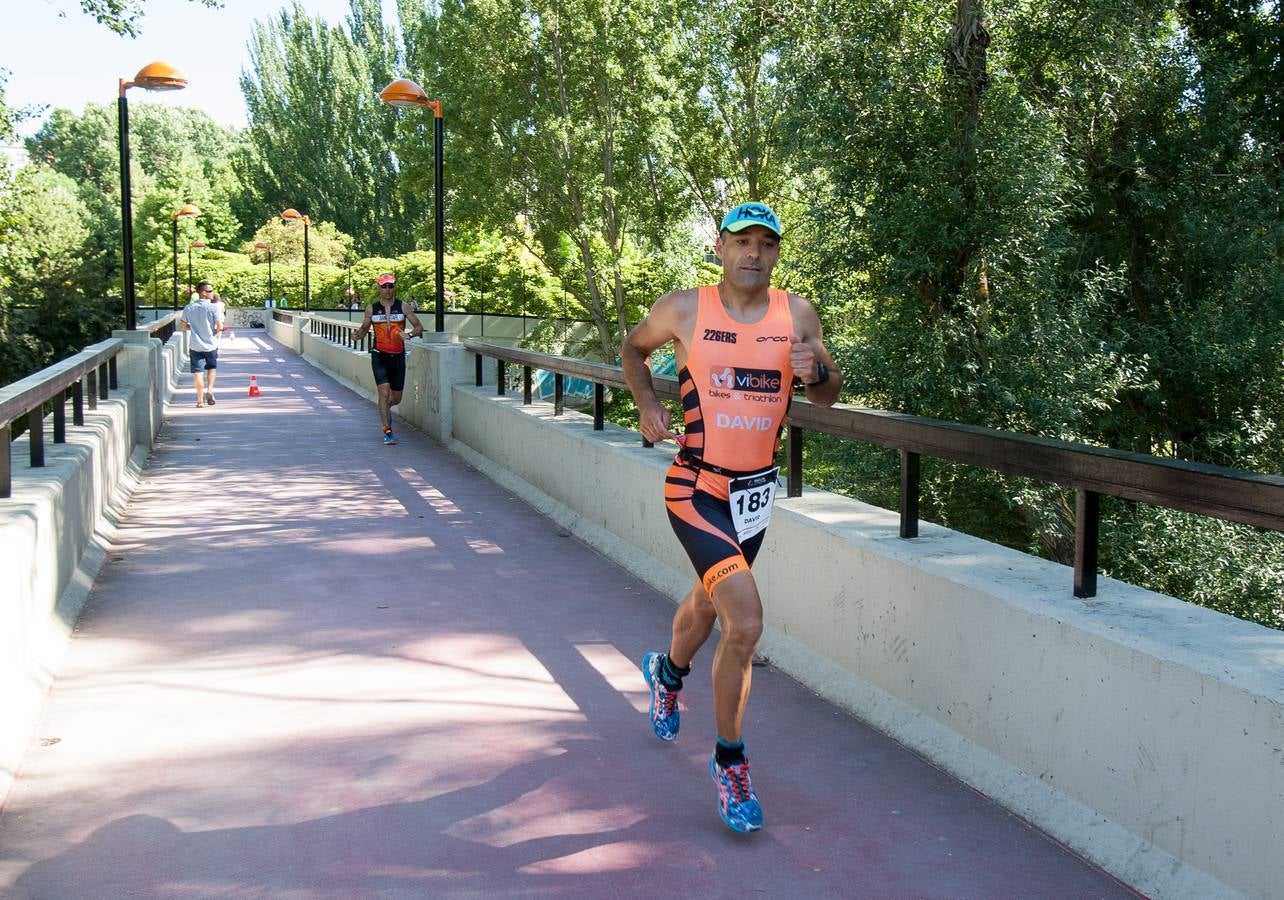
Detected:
[{"left": 0, "top": 333, "right": 1136, "bottom": 899}]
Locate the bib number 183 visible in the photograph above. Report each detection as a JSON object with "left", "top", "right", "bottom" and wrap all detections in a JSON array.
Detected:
[{"left": 728, "top": 466, "right": 780, "bottom": 543}]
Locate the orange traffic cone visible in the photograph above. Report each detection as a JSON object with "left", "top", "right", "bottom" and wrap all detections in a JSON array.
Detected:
[{"left": 248, "top": 375, "right": 261, "bottom": 397}]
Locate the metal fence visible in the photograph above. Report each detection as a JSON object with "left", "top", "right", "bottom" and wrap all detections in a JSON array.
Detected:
[{"left": 461, "top": 339, "right": 1284, "bottom": 600}]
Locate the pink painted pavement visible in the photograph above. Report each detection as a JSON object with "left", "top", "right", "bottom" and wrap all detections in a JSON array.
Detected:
[{"left": 0, "top": 332, "right": 1140, "bottom": 899}]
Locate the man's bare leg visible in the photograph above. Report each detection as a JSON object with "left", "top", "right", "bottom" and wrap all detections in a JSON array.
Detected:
[
  {"left": 669, "top": 581, "right": 717, "bottom": 670},
  {"left": 377, "top": 383, "right": 393, "bottom": 431},
  {"left": 193, "top": 371, "right": 206, "bottom": 406},
  {"left": 705, "top": 571, "right": 763, "bottom": 744}
]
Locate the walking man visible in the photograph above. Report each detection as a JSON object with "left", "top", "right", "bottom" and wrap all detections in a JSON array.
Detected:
[
  {"left": 353, "top": 273, "right": 423, "bottom": 444},
  {"left": 180, "top": 280, "right": 223, "bottom": 407},
  {"left": 620, "top": 202, "right": 842, "bottom": 832}
]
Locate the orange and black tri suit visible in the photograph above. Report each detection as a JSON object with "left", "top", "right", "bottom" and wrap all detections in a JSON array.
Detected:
[
  {"left": 666, "top": 285, "right": 795, "bottom": 595},
  {"left": 369, "top": 298, "right": 409, "bottom": 391}
]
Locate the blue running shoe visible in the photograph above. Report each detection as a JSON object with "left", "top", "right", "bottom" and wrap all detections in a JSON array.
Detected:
[
  {"left": 641, "top": 652, "right": 680, "bottom": 741},
  {"left": 383, "top": 429, "right": 396, "bottom": 445},
  {"left": 709, "top": 753, "right": 763, "bottom": 833}
]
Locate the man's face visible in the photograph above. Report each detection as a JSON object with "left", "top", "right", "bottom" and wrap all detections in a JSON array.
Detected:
[
  {"left": 715, "top": 226, "right": 780, "bottom": 293},
  {"left": 378, "top": 283, "right": 395, "bottom": 300},
  {"left": 198, "top": 286, "right": 213, "bottom": 300}
]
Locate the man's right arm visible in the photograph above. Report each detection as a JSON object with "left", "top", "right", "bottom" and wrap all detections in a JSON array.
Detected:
[
  {"left": 352, "top": 306, "right": 374, "bottom": 341},
  {"left": 620, "top": 294, "right": 681, "bottom": 443}
]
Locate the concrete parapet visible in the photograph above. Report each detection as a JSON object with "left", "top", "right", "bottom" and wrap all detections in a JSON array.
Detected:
[{"left": 0, "top": 338, "right": 184, "bottom": 812}]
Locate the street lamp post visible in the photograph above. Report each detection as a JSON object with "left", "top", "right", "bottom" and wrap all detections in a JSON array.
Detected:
[
  {"left": 118, "top": 61, "right": 187, "bottom": 330},
  {"left": 188, "top": 240, "right": 206, "bottom": 290},
  {"left": 281, "top": 209, "right": 310, "bottom": 311},
  {"left": 171, "top": 203, "right": 201, "bottom": 310},
  {"left": 255, "top": 242, "right": 274, "bottom": 305},
  {"left": 379, "top": 78, "right": 445, "bottom": 333}
]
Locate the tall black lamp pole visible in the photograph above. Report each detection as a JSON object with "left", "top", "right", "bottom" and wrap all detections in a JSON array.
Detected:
[{"left": 118, "top": 62, "right": 188, "bottom": 329}]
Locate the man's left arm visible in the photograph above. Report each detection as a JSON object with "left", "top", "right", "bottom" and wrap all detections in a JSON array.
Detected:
[
  {"left": 789, "top": 295, "right": 842, "bottom": 407},
  {"left": 404, "top": 302, "right": 425, "bottom": 338}
]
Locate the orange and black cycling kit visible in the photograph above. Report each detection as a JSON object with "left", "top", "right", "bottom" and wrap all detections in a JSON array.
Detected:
[
  {"left": 370, "top": 299, "right": 408, "bottom": 354},
  {"left": 665, "top": 284, "right": 795, "bottom": 595},
  {"left": 369, "top": 299, "right": 409, "bottom": 390}
]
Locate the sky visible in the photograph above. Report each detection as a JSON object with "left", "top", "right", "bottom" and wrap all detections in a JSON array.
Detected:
[{"left": 2, "top": 0, "right": 395, "bottom": 137}]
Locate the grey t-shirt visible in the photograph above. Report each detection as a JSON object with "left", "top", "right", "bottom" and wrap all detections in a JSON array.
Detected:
[{"left": 183, "top": 299, "right": 220, "bottom": 352}]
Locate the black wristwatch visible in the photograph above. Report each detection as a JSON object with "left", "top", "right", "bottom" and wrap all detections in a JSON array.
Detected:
[{"left": 805, "top": 361, "right": 830, "bottom": 387}]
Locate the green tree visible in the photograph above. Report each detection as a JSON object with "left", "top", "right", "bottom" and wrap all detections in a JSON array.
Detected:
[
  {"left": 25, "top": 102, "right": 246, "bottom": 301},
  {"left": 410, "top": 0, "right": 694, "bottom": 359},
  {"left": 237, "top": 0, "right": 419, "bottom": 257}
]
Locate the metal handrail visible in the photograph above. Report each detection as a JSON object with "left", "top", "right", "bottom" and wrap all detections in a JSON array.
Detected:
[
  {"left": 306, "top": 315, "right": 372, "bottom": 352},
  {"left": 461, "top": 339, "right": 1284, "bottom": 598},
  {"left": 0, "top": 338, "right": 124, "bottom": 498},
  {"left": 142, "top": 312, "right": 179, "bottom": 345}
]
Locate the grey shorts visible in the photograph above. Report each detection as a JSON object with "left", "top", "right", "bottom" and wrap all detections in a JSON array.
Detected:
[{"left": 190, "top": 349, "right": 218, "bottom": 372}]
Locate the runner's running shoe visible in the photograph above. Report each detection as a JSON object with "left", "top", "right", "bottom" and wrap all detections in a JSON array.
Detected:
[
  {"left": 641, "top": 652, "right": 680, "bottom": 741},
  {"left": 709, "top": 753, "right": 763, "bottom": 832},
  {"left": 205, "top": 392, "right": 216, "bottom": 406},
  {"left": 383, "top": 429, "right": 396, "bottom": 445}
]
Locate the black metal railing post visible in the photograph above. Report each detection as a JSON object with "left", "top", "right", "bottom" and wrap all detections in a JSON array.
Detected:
[
  {"left": 554, "top": 374, "right": 564, "bottom": 416},
  {"left": 27, "top": 408, "right": 44, "bottom": 468},
  {"left": 787, "top": 426, "right": 803, "bottom": 497},
  {"left": 0, "top": 423, "right": 9, "bottom": 498},
  {"left": 73, "top": 380, "right": 84, "bottom": 425},
  {"left": 1074, "top": 489, "right": 1100, "bottom": 598},
  {"left": 97, "top": 363, "right": 109, "bottom": 400},
  {"left": 900, "top": 450, "right": 920, "bottom": 538},
  {"left": 523, "top": 366, "right": 532, "bottom": 405},
  {"left": 593, "top": 383, "right": 605, "bottom": 430},
  {"left": 87, "top": 370, "right": 98, "bottom": 410},
  {"left": 475, "top": 354, "right": 482, "bottom": 386},
  {"left": 54, "top": 392, "right": 66, "bottom": 443},
  {"left": 497, "top": 359, "right": 506, "bottom": 396},
  {"left": 108, "top": 357, "right": 118, "bottom": 389}
]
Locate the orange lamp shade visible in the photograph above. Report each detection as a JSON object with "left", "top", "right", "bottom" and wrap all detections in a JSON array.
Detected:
[
  {"left": 173, "top": 203, "right": 202, "bottom": 220},
  {"left": 379, "top": 78, "right": 441, "bottom": 115},
  {"left": 254, "top": 242, "right": 269, "bottom": 250},
  {"left": 133, "top": 61, "right": 188, "bottom": 92},
  {"left": 192, "top": 240, "right": 207, "bottom": 248}
]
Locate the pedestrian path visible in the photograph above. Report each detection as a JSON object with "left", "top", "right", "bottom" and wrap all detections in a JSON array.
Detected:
[{"left": 0, "top": 332, "right": 1136, "bottom": 899}]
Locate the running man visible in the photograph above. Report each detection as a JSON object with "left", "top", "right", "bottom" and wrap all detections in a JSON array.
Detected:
[
  {"left": 353, "top": 273, "right": 423, "bottom": 445},
  {"left": 620, "top": 202, "right": 842, "bottom": 833},
  {"left": 180, "top": 280, "right": 223, "bottom": 407}
]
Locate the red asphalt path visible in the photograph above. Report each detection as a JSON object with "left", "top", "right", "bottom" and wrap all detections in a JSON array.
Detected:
[{"left": 0, "top": 332, "right": 1138, "bottom": 899}]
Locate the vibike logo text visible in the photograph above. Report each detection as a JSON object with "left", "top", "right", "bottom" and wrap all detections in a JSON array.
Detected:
[
  {"left": 710, "top": 367, "right": 782, "bottom": 393},
  {"left": 716, "top": 412, "right": 774, "bottom": 431}
]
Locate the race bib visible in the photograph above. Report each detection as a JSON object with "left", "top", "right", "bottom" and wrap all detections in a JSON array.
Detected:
[{"left": 729, "top": 466, "right": 780, "bottom": 543}]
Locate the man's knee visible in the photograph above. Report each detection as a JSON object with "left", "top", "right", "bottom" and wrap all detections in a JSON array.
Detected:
[
  {"left": 711, "top": 573, "right": 763, "bottom": 649},
  {"left": 390, "top": 390, "right": 404, "bottom": 405}
]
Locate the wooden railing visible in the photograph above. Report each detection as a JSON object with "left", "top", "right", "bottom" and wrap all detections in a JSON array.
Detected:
[
  {"left": 0, "top": 339, "right": 123, "bottom": 498},
  {"left": 461, "top": 339, "right": 1284, "bottom": 599}
]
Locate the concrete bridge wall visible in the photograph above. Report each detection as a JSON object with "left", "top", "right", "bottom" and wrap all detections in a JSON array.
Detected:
[
  {"left": 1, "top": 329, "right": 185, "bottom": 811},
  {"left": 296, "top": 335, "right": 1283, "bottom": 900}
]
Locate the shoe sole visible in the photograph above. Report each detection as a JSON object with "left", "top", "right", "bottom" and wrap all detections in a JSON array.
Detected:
[
  {"left": 641, "top": 652, "right": 678, "bottom": 742},
  {"left": 709, "top": 755, "right": 763, "bottom": 833}
]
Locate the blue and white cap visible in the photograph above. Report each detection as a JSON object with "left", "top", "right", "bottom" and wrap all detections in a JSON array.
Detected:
[{"left": 719, "top": 202, "right": 782, "bottom": 237}]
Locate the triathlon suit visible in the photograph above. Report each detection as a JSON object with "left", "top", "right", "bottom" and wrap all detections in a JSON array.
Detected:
[
  {"left": 370, "top": 298, "right": 408, "bottom": 391},
  {"left": 666, "top": 285, "right": 795, "bottom": 595}
]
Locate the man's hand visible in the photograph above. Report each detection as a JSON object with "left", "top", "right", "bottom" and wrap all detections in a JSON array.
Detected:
[
  {"left": 638, "top": 401, "right": 679, "bottom": 444},
  {"left": 790, "top": 334, "right": 818, "bottom": 384}
]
